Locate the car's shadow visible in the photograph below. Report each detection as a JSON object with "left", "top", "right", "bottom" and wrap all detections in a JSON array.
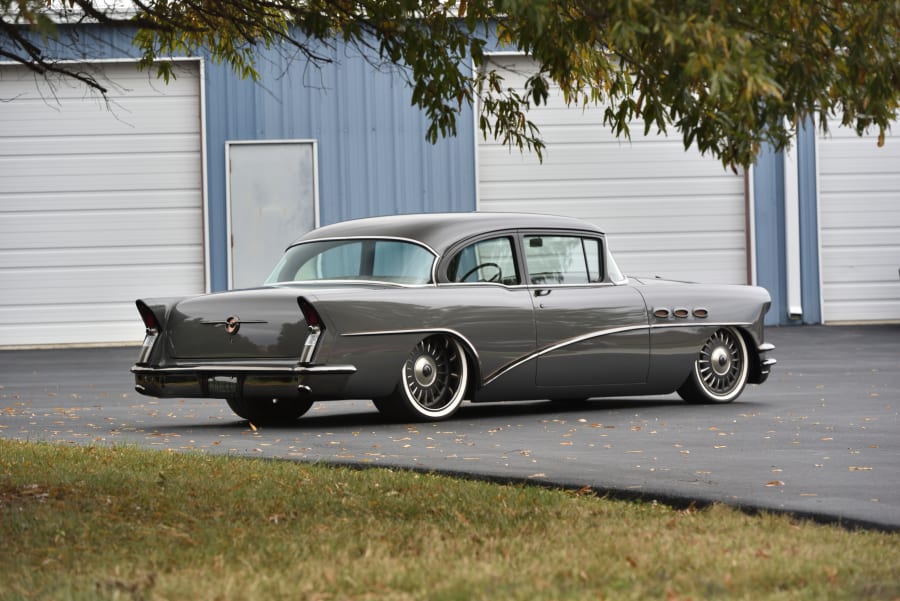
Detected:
[{"left": 157, "top": 396, "right": 766, "bottom": 432}]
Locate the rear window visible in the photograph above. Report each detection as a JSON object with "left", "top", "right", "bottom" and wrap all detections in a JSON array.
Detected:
[{"left": 266, "top": 239, "right": 435, "bottom": 285}]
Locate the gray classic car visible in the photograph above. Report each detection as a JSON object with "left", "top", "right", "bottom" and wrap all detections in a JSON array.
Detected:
[{"left": 132, "top": 212, "right": 775, "bottom": 423}]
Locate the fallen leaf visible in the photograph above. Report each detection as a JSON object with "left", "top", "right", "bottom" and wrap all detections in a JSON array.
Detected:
[
  {"left": 766, "top": 480, "right": 785, "bottom": 487},
  {"left": 848, "top": 466, "right": 873, "bottom": 471}
]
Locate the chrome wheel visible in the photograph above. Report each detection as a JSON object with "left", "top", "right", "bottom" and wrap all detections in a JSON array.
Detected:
[
  {"left": 678, "top": 327, "right": 749, "bottom": 404},
  {"left": 393, "top": 335, "right": 468, "bottom": 420}
]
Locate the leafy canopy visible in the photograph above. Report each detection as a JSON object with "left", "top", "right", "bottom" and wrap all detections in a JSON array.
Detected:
[{"left": 2, "top": 0, "right": 898, "bottom": 168}]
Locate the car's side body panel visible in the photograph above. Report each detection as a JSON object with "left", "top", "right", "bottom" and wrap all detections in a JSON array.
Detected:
[
  {"left": 531, "top": 285, "right": 649, "bottom": 388},
  {"left": 130, "top": 212, "right": 775, "bottom": 421},
  {"left": 306, "top": 284, "right": 538, "bottom": 400}
]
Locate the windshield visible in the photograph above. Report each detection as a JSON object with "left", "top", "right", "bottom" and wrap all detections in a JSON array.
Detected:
[{"left": 265, "top": 239, "right": 435, "bottom": 285}]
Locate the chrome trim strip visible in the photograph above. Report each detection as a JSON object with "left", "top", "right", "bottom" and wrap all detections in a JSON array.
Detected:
[
  {"left": 286, "top": 235, "right": 439, "bottom": 257},
  {"left": 437, "top": 282, "right": 529, "bottom": 289},
  {"left": 342, "top": 321, "right": 750, "bottom": 388},
  {"left": 341, "top": 327, "right": 481, "bottom": 363},
  {"left": 131, "top": 364, "right": 357, "bottom": 376},
  {"left": 649, "top": 321, "right": 750, "bottom": 329},
  {"left": 527, "top": 282, "right": 619, "bottom": 289},
  {"left": 272, "top": 280, "right": 435, "bottom": 289},
  {"left": 483, "top": 321, "right": 751, "bottom": 386},
  {"left": 270, "top": 236, "right": 440, "bottom": 287},
  {"left": 299, "top": 325, "right": 322, "bottom": 363},
  {"left": 483, "top": 324, "right": 649, "bottom": 386}
]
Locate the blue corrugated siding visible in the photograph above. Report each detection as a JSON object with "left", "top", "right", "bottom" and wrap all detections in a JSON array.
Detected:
[
  {"left": 753, "top": 146, "right": 787, "bottom": 326},
  {"left": 796, "top": 119, "right": 822, "bottom": 324},
  {"left": 204, "top": 37, "right": 477, "bottom": 290},
  {"left": 7, "top": 25, "right": 477, "bottom": 291},
  {"left": 753, "top": 119, "right": 822, "bottom": 326}
]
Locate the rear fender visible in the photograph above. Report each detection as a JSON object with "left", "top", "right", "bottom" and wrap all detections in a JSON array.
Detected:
[{"left": 134, "top": 298, "right": 181, "bottom": 366}]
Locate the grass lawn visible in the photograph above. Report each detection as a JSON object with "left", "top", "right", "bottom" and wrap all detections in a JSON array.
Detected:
[{"left": 1, "top": 438, "right": 898, "bottom": 600}]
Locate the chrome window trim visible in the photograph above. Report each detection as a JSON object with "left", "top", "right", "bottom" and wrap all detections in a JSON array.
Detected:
[
  {"left": 526, "top": 282, "right": 621, "bottom": 289},
  {"left": 268, "top": 236, "right": 440, "bottom": 287},
  {"left": 436, "top": 282, "right": 530, "bottom": 290},
  {"left": 271, "top": 280, "right": 436, "bottom": 289}
]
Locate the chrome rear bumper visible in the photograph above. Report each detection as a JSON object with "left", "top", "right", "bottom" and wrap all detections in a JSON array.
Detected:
[{"left": 132, "top": 363, "right": 356, "bottom": 401}]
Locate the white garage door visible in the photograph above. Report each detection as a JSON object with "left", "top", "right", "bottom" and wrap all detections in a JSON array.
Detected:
[
  {"left": 478, "top": 55, "right": 748, "bottom": 284},
  {"left": 818, "top": 126, "right": 900, "bottom": 322},
  {"left": 0, "top": 61, "right": 204, "bottom": 346}
]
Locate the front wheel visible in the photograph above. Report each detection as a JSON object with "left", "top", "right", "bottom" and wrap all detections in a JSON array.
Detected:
[
  {"left": 677, "top": 327, "right": 749, "bottom": 404},
  {"left": 379, "top": 335, "right": 469, "bottom": 421}
]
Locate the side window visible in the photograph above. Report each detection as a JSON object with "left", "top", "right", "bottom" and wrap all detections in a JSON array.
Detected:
[
  {"left": 447, "top": 237, "right": 520, "bottom": 285},
  {"left": 583, "top": 238, "right": 603, "bottom": 282},
  {"left": 524, "top": 236, "right": 604, "bottom": 285}
]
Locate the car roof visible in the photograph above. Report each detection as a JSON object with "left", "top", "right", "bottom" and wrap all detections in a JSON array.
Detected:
[{"left": 293, "top": 212, "right": 605, "bottom": 255}]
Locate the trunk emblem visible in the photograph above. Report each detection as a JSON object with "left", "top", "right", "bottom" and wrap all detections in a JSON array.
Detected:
[
  {"left": 224, "top": 316, "right": 240, "bottom": 335},
  {"left": 201, "top": 316, "right": 267, "bottom": 335}
]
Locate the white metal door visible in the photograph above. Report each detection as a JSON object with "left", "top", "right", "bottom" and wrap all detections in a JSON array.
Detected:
[{"left": 227, "top": 141, "right": 319, "bottom": 289}]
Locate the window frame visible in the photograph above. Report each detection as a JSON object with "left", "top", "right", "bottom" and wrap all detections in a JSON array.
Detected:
[
  {"left": 439, "top": 232, "right": 524, "bottom": 287},
  {"left": 265, "top": 236, "right": 438, "bottom": 286},
  {"left": 517, "top": 230, "right": 612, "bottom": 288},
  {"left": 439, "top": 229, "right": 619, "bottom": 288}
]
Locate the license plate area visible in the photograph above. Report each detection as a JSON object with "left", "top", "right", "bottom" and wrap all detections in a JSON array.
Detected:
[{"left": 208, "top": 376, "right": 239, "bottom": 398}]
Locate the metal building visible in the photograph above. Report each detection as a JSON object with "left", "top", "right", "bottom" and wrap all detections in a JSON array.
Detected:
[{"left": 1, "top": 25, "right": 898, "bottom": 346}]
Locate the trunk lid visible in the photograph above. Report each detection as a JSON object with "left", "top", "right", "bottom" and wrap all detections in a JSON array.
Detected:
[{"left": 167, "top": 288, "right": 309, "bottom": 360}]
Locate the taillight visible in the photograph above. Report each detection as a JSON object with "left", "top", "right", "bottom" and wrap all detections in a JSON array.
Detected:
[
  {"left": 298, "top": 298, "right": 323, "bottom": 331},
  {"left": 136, "top": 300, "right": 160, "bottom": 333},
  {"left": 298, "top": 298, "right": 323, "bottom": 363}
]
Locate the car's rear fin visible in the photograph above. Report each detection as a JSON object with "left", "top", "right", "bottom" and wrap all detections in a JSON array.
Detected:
[
  {"left": 136, "top": 300, "right": 161, "bottom": 334},
  {"left": 298, "top": 297, "right": 323, "bottom": 330}
]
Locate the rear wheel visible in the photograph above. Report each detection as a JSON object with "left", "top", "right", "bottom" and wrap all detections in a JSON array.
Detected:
[
  {"left": 677, "top": 327, "right": 749, "bottom": 404},
  {"left": 226, "top": 396, "right": 313, "bottom": 425},
  {"left": 377, "top": 334, "right": 469, "bottom": 421}
]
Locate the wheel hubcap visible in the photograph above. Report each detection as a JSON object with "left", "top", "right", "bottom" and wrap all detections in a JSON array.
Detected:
[
  {"left": 710, "top": 347, "right": 731, "bottom": 376},
  {"left": 697, "top": 329, "right": 743, "bottom": 396},
  {"left": 402, "top": 336, "right": 465, "bottom": 413},
  {"left": 413, "top": 356, "right": 437, "bottom": 388}
]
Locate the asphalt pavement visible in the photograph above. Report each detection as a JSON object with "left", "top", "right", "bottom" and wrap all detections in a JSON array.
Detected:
[{"left": 1, "top": 324, "right": 898, "bottom": 531}]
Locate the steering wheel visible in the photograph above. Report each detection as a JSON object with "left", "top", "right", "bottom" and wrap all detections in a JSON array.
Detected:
[{"left": 460, "top": 262, "right": 502, "bottom": 283}]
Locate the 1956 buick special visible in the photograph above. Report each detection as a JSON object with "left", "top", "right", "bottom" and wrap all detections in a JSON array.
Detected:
[{"left": 132, "top": 212, "right": 775, "bottom": 423}]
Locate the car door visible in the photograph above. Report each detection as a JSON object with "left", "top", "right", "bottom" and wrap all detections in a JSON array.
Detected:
[
  {"left": 523, "top": 233, "right": 650, "bottom": 388},
  {"left": 440, "top": 234, "right": 538, "bottom": 395}
]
